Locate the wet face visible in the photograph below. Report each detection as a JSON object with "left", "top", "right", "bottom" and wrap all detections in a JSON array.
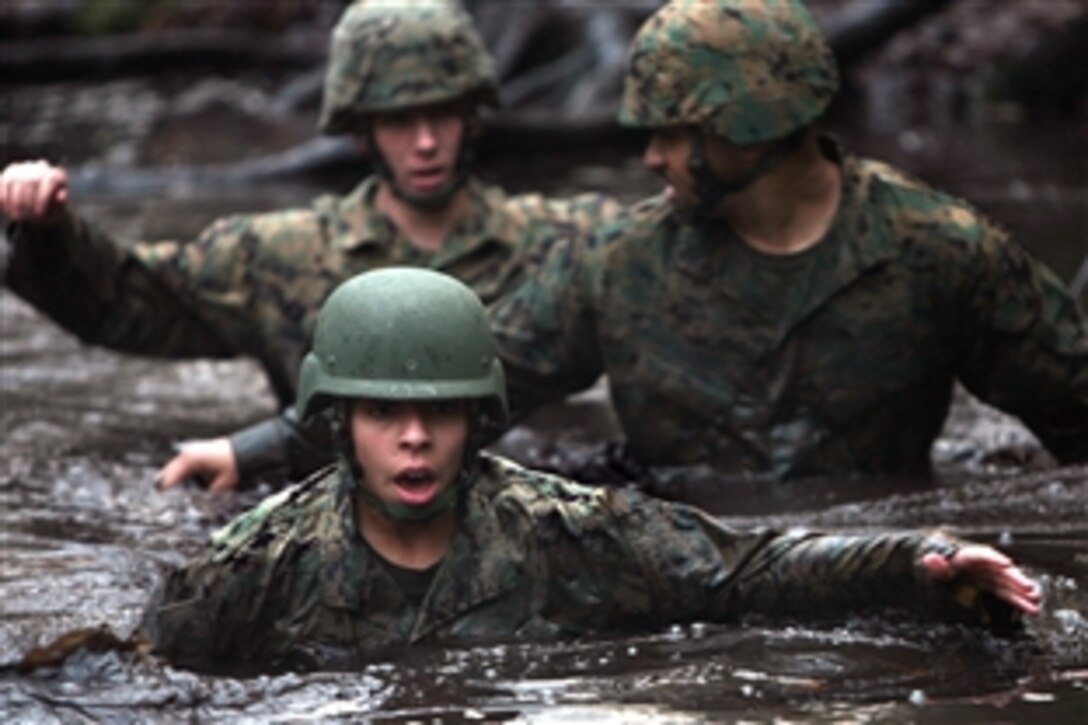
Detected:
[
  {"left": 367, "top": 101, "right": 467, "bottom": 202},
  {"left": 350, "top": 398, "right": 469, "bottom": 512}
]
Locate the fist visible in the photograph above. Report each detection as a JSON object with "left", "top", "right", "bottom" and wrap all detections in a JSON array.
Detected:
[{"left": 0, "top": 160, "right": 69, "bottom": 224}]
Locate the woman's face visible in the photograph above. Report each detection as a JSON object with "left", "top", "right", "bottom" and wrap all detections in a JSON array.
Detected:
[{"left": 350, "top": 398, "right": 469, "bottom": 512}]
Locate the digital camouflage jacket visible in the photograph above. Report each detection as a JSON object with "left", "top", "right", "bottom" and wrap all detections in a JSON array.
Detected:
[
  {"left": 5, "top": 176, "right": 620, "bottom": 406},
  {"left": 143, "top": 453, "right": 974, "bottom": 673},
  {"left": 492, "top": 139, "right": 1088, "bottom": 478}
]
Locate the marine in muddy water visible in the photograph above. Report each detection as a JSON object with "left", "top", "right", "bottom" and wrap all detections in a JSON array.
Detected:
[
  {"left": 142, "top": 268, "right": 1042, "bottom": 674},
  {"left": 491, "top": 0, "right": 1088, "bottom": 479},
  {"left": 0, "top": 0, "right": 620, "bottom": 491}
]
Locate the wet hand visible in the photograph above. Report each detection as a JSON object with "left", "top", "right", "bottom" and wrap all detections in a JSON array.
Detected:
[
  {"left": 156, "top": 438, "right": 240, "bottom": 493},
  {"left": 922, "top": 544, "right": 1041, "bottom": 616},
  {"left": 0, "top": 160, "right": 69, "bottom": 224}
]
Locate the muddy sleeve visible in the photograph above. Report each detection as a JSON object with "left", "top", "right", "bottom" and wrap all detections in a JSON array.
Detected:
[
  {"left": 718, "top": 526, "right": 1019, "bottom": 630},
  {"left": 231, "top": 407, "right": 336, "bottom": 484},
  {"left": 140, "top": 491, "right": 317, "bottom": 671},
  {"left": 560, "top": 490, "right": 1018, "bottom": 631},
  {"left": 525, "top": 490, "right": 841, "bottom": 630},
  {"left": 489, "top": 234, "right": 606, "bottom": 423},
  {"left": 4, "top": 210, "right": 246, "bottom": 359},
  {"left": 142, "top": 551, "right": 277, "bottom": 670},
  {"left": 957, "top": 226, "right": 1088, "bottom": 463}
]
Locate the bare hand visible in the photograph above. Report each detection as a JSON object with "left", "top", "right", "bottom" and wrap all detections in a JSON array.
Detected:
[
  {"left": 156, "top": 438, "right": 240, "bottom": 493},
  {"left": 0, "top": 160, "right": 69, "bottom": 224},
  {"left": 922, "top": 544, "right": 1041, "bottom": 616}
]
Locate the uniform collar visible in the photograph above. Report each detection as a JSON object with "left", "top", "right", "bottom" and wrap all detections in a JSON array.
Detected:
[{"left": 318, "top": 459, "right": 524, "bottom": 642}]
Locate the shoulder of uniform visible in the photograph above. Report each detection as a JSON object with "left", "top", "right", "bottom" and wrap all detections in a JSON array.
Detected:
[
  {"left": 477, "top": 452, "right": 610, "bottom": 513},
  {"left": 836, "top": 154, "right": 1017, "bottom": 271},
  {"left": 552, "top": 193, "right": 668, "bottom": 264},
  {"left": 627, "top": 193, "right": 673, "bottom": 221},
  {"left": 206, "top": 466, "right": 340, "bottom": 559},
  {"left": 595, "top": 193, "right": 670, "bottom": 241},
  {"left": 214, "top": 181, "right": 373, "bottom": 242},
  {"left": 853, "top": 155, "right": 1002, "bottom": 249},
  {"left": 245, "top": 204, "right": 328, "bottom": 238},
  {"left": 196, "top": 204, "right": 328, "bottom": 256},
  {"left": 501, "top": 186, "right": 619, "bottom": 222}
]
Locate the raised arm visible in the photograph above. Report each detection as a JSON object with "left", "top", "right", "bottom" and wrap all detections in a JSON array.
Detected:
[
  {"left": 3, "top": 161, "right": 246, "bottom": 359},
  {"left": 2, "top": 160, "right": 310, "bottom": 406}
]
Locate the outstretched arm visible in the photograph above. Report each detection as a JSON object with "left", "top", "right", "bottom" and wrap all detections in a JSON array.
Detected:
[{"left": 721, "top": 526, "right": 1041, "bottom": 629}]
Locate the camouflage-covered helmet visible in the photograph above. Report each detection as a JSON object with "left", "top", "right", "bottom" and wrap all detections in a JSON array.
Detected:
[
  {"left": 297, "top": 267, "right": 508, "bottom": 428},
  {"left": 318, "top": 0, "right": 500, "bottom": 135},
  {"left": 619, "top": 0, "right": 839, "bottom": 144}
]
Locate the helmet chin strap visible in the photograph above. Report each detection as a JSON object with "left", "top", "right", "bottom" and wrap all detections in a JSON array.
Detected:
[
  {"left": 686, "top": 128, "right": 807, "bottom": 220},
  {"left": 332, "top": 402, "right": 480, "bottom": 524},
  {"left": 365, "top": 114, "right": 476, "bottom": 213}
]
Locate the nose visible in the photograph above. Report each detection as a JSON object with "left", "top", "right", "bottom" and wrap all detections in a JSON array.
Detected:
[
  {"left": 414, "top": 118, "right": 438, "bottom": 153},
  {"left": 398, "top": 405, "right": 432, "bottom": 451},
  {"left": 643, "top": 134, "right": 665, "bottom": 172}
]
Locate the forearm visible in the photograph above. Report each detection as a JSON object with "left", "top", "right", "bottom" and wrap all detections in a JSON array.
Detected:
[
  {"left": 6, "top": 213, "right": 238, "bottom": 358},
  {"left": 231, "top": 408, "right": 336, "bottom": 484},
  {"left": 730, "top": 530, "right": 960, "bottom": 618}
]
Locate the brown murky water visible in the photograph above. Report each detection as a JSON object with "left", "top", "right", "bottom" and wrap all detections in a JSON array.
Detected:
[{"left": 1, "top": 74, "right": 1087, "bottom": 720}]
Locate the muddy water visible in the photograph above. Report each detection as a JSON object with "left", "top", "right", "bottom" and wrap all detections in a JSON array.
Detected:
[
  {"left": 2, "top": 99, "right": 1087, "bottom": 719},
  {"left": 1, "top": 296, "right": 1086, "bottom": 721}
]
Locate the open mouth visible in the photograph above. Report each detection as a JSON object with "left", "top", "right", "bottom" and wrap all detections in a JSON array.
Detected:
[{"left": 392, "top": 467, "right": 441, "bottom": 505}]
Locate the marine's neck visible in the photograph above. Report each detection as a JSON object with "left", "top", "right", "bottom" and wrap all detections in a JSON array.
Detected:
[
  {"left": 354, "top": 496, "right": 457, "bottom": 570},
  {"left": 715, "top": 138, "right": 842, "bottom": 256},
  {"left": 376, "top": 182, "right": 471, "bottom": 253}
]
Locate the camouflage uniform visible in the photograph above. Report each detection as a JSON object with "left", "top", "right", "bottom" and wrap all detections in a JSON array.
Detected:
[
  {"left": 490, "top": 0, "right": 1087, "bottom": 478},
  {"left": 492, "top": 138, "right": 1088, "bottom": 477},
  {"left": 144, "top": 452, "right": 973, "bottom": 673},
  {"left": 4, "top": 179, "right": 618, "bottom": 407}
]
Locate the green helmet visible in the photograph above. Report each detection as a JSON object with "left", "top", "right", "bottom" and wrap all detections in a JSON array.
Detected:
[
  {"left": 318, "top": 0, "right": 500, "bottom": 135},
  {"left": 619, "top": 0, "right": 839, "bottom": 144},
  {"left": 297, "top": 267, "right": 507, "bottom": 429}
]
